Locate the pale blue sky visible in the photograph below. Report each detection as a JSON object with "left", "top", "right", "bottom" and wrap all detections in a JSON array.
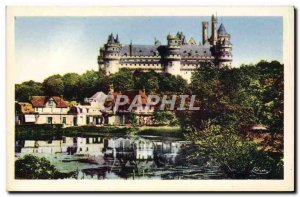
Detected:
[{"left": 15, "top": 16, "right": 283, "bottom": 83}]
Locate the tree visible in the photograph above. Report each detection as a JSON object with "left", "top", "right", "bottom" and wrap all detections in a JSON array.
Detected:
[
  {"left": 177, "top": 60, "right": 284, "bottom": 178},
  {"left": 133, "top": 70, "right": 159, "bottom": 93},
  {"left": 77, "top": 70, "right": 110, "bottom": 102},
  {"left": 15, "top": 80, "right": 43, "bottom": 101},
  {"left": 158, "top": 73, "right": 188, "bottom": 94},
  {"left": 182, "top": 63, "right": 266, "bottom": 134},
  {"left": 15, "top": 154, "right": 75, "bottom": 179},
  {"left": 152, "top": 110, "right": 178, "bottom": 126},
  {"left": 128, "top": 112, "right": 137, "bottom": 127},
  {"left": 62, "top": 73, "right": 80, "bottom": 100},
  {"left": 257, "top": 61, "right": 284, "bottom": 137},
  {"left": 42, "top": 74, "right": 64, "bottom": 96},
  {"left": 187, "top": 124, "right": 283, "bottom": 179},
  {"left": 187, "top": 64, "right": 234, "bottom": 130},
  {"left": 111, "top": 68, "right": 134, "bottom": 92}
]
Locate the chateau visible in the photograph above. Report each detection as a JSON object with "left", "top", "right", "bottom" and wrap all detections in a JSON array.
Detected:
[{"left": 98, "top": 15, "right": 233, "bottom": 82}]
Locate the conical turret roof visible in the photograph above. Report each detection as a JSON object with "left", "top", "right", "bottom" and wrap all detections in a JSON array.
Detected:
[{"left": 217, "top": 23, "right": 228, "bottom": 35}]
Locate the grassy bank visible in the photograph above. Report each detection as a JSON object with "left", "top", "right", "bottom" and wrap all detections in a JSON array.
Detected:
[
  {"left": 136, "top": 126, "right": 183, "bottom": 138},
  {"left": 15, "top": 124, "right": 183, "bottom": 140}
]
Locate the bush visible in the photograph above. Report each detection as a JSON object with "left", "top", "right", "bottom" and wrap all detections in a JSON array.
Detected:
[
  {"left": 15, "top": 155, "right": 75, "bottom": 179},
  {"left": 152, "top": 110, "right": 178, "bottom": 126},
  {"left": 188, "top": 124, "right": 283, "bottom": 179},
  {"left": 16, "top": 124, "right": 63, "bottom": 140}
]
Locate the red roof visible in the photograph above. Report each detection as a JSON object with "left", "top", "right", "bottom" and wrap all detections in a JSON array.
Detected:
[
  {"left": 109, "top": 90, "right": 148, "bottom": 104},
  {"left": 31, "top": 96, "right": 69, "bottom": 108}
]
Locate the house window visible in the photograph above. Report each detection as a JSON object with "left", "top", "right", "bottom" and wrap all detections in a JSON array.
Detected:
[
  {"left": 47, "top": 117, "right": 53, "bottom": 124},
  {"left": 62, "top": 117, "right": 66, "bottom": 124},
  {"left": 89, "top": 117, "right": 93, "bottom": 123},
  {"left": 48, "top": 100, "right": 54, "bottom": 106}
]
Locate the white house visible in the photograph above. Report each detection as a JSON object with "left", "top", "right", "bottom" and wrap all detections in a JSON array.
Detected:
[{"left": 29, "top": 96, "right": 74, "bottom": 126}]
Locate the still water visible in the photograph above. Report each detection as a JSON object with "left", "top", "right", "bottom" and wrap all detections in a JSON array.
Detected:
[{"left": 15, "top": 135, "right": 228, "bottom": 180}]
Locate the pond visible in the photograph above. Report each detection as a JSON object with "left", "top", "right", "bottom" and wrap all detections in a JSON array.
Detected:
[{"left": 15, "top": 135, "right": 229, "bottom": 180}]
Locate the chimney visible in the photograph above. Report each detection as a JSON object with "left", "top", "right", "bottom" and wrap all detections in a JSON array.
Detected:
[
  {"left": 202, "top": 21, "right": 209, "bottom": 45},
  {"left": 129, "top": 40, "right": 132, "bottom": 56},
  {"left": 211, "top": 14, "right": 218, "bottom": 46}
]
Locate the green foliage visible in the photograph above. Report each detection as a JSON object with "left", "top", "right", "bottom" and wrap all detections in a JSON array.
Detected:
[
  {"left": 178, "top": 60, "right": 284, "bottom": 178},
  {"left": 186, "top": 64, "right": 244, "bottom": 131},
  {"left": 187, "top": 124, "right": 283, "bottom": 179},
  {"left": 182, "top": 61, "right": 283, "bottom": 135},
  {"left": 62, "top": 73, "right": 80, "bottom": 100},
  {"left": 133, "top": 70, "right": 159, "bottom": 93},
  {"left": 15, "top": 155, "right": 75, "bottom": 179},
  {"left": 111, "top": 68, "right": 134, "bottom": 92},
  {"left": 158, "top": 73, "right": 188, "bottom": 94},
  {"left": 153, "top": 110, "right": 178, "bottom": 126},
  {"left": 15, "top": 69, "right": 189, "bottom": 103},
  {"left": 127, "top": 112, "right": 138, "bottom": 127},
  {"left": 77, "top": 70, "right": 110, "bottom": 101},
  {"left": 138, "top": 126, "right": 183, "bottom": 138},
  {"left": 16, "top": 124, "right": 133, "bottom": 140},
  {"left": 111, "top": 69, "right": 188, "bottom": 94},
  {"left": 15, "top": 80, "right": 43, "bottom": 102},
  {"left": 15, "top": 70, "right": 109, "bottom": 103},
  {"left": 42, "top": 74, "right": 64, "bottom": 96},
  {"left": 16, "top": 124, "right": 63, "bottom": 140},
  {"left": 256, "top": 61, "right": 284, "bottom": 135}
]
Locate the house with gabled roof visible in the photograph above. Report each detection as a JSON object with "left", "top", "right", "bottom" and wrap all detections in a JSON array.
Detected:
[{"left": 29, "top": 96, "right": 74, "bottom": 126}]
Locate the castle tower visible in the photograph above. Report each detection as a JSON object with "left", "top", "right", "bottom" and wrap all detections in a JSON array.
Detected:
[
  {"left": 202, "top": 21, "right": 209, "bottom": 45},
  {"left": 98, "top": 33, "right": 122, "bottom": 75},
  {"left": 211, "top": 14, "right": 218, "bottom": 46},
  {"left": 216, "top": 23, "right": 233, "bottom": 67},
  {"left": 165, "top": 34, "right": 181, "bottom": 76}
]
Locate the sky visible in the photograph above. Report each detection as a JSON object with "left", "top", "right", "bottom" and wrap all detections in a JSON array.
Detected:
[{"left": 15, "top": 16, "right": 283, "bottom": 83}]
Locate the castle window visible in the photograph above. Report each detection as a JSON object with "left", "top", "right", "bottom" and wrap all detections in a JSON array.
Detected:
[{"left": 204, "top": 51, "right": 206, "bottom": 53}]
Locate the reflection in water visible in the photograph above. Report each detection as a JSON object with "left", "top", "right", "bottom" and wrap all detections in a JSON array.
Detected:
[{"left": 15, "top": 136, "right": 227, "bottom": 180}]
